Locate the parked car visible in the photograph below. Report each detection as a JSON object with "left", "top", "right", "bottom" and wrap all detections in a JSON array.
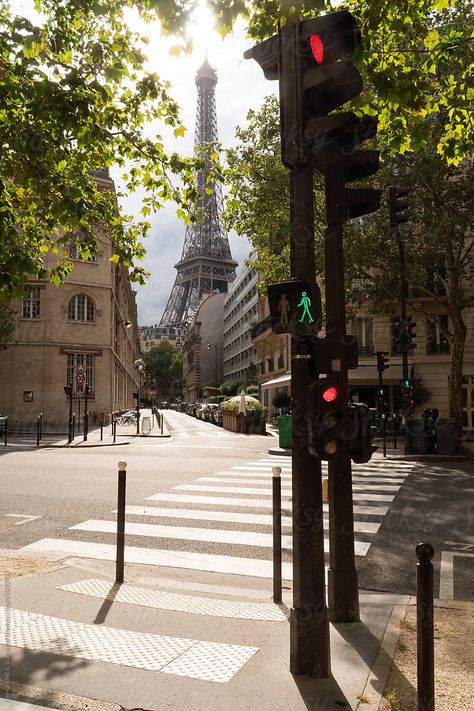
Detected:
[
  {"left": 195, "top": 404, "right": 206, "bottom": 420},
  {"left": 213, "top": 405, "right": 223, "bottom": 427}
]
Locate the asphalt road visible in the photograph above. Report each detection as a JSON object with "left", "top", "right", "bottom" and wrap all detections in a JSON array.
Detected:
[{"left": 1, "top": 411, "right": 472, "bottom": 600}]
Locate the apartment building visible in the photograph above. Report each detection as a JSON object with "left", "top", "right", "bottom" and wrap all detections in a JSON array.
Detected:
[{"left": 223, "top": 266, "right": 259, "bottom": 384}]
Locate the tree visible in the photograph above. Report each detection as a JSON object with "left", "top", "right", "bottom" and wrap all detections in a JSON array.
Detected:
[
  {"left": 225, "top": 93, "right": 473, "bottom": 434},
  {"left": 143, "top": 340, "right": 182, "bottom": 398},
  {"left": 0, "top": 304, "right": 15, "bottom": 351}
]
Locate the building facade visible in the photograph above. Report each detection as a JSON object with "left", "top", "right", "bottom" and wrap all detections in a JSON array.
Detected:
[
  {"left": 139, "top": 325, "right": 185, "bottom": 353},
  {"left": 0, "top": 174, "right": 140, "bottom": 430},
  {"left": 181, "top": 292, "right": 225, "bottom": 402},
  {"left": 223, "top": 266, "right": 259, "bottom": 384}
]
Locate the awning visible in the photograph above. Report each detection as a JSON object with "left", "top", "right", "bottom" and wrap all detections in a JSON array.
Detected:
[
  {"left": 260, "top": 365, "right": 403, "bottom": 389},
  {"left": 260, "top": 374, "right": 291, "bottom": 389}
]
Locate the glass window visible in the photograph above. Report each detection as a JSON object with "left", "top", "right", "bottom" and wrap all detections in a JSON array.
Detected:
[
  {"left": 352, "top": 318, "right": 373, "bottom": 356},
  {"left": 69, "top": 228, "right": 96, "bottom": 261},
  {"left": 22, "top": 286, "right": 41, "bottom": 319},
  {"left": 68, "top": 294, "right": 96, "bottom": 322},
  {"left": 426, "top": 315, "right": 450, "bottom": 354},
  {"left": 66, "top": 353, "right": 95, "bottom": 397}
]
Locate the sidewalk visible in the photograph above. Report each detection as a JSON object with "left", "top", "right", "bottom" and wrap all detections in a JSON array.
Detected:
[
  {"left": 0, "top": 552, "right": 410, "bottom": 711},
  {"left": 2, "top": 409, "right": 170, "bottom": 449}
]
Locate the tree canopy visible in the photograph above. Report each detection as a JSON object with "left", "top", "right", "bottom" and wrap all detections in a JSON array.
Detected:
[
  {"left": 143, "top": 340, "right": 182, "bottom": 396},
  {"left": 1, "top": 0, "right": 471, "bottom": 299}
]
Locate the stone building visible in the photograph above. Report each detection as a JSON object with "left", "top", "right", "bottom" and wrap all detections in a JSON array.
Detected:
[
  {"left": 182, "top": 292, "right": 225, "bottom": 402},
  {"left": 139, "top": 324, "right": 185, "bottom": 353},
  {"left": 0, "top": 172, "right": 140, "bottom": 430}
]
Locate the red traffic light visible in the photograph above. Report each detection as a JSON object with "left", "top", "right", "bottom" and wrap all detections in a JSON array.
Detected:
[
  {"left": 310, "top": 34, "right": 324, "bottom": 64},
  {"left": 322, "top": 385, "right": 338, "bottom": 403}
]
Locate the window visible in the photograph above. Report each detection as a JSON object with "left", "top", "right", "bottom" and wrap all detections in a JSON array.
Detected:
[
  {"left": 66, "top": 353, "right": 95, "bottom": 397},
  {"left": 22, "top": 286, "right": 41, "bottom": 319},
  {"left": 68, "top": 294, "right": 96, "bottom": 322},
  {"left": 426, "top": 315, "right": 450, "bottom": 354},
  {"left": 69, "top": 228, "right": 96, "bottom": 261},
  {"left": 352, "top": 318, "right": 373, "bottom": 356}
]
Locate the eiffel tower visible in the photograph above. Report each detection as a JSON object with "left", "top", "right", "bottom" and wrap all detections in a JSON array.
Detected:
[{"left": 160, "top": 59, "right": 237, "bottom": 328}]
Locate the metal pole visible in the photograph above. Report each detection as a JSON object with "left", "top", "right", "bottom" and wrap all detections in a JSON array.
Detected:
[
  {"left": 289, "top": 163, "right": 330, "bottom": 677},
  {"left": 4, "top": 417, "right": 7, "bottom": 446},
  {"left": 71, "top": 413, "right": 76, "bottom": 441},
  {"left": 100, "top": 416, "right": 104, "bottom": 441},
  {"left": 68, "top": 385, "right": 73, "bottom": 444},
  {"left": 382, "top": 414, "right": 387, "bottom": 458},
  {"left": 160, "top": 414, "right": 163, "bottom": 435},
  {"left": 84, "top": 387, "right": 89, "bottom": 441},
  {"left": 395, "top": 212, "right": 409, "bottom": 426},
  {"left": 113, "top": 417, "right": 116, "bottom": 444},
  {"left": 77, "top": 396, "right": 81, "bottom": 435},
  {"left": 39, "top": 412, "right": 43, "bottom": 440},
  {"left": 394, "top": 414, "right": 398, "bottom": 449},
  {"left": 272, "top": 466, "right": 282, "bottom": 604},
  {"left": 136, "top": 372, "right": 141, "bottom": 436},
  {"left": 325, "top": 149, "right": 359, "bottom": 624},
  {"left": 416, "top": 543, "right": 435, "bottom": 711},
  {"left": 115, "top": 461, "right": 127, "bottom": 583},
  {"left": 36, "top": 416, "right": 40, "bottom": 447}
]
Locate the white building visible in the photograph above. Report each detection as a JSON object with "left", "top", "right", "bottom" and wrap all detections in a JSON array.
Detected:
[{"left": 223, "top": 266, "right": 259, "bottom": 383}]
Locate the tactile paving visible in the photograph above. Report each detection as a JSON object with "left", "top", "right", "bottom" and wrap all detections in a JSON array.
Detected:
[
  {"left": 0, "top": 606, "right": 259, "bottom": 682},
  {"left": 59, "top": 579, "right": 287, "bottom": 621}
]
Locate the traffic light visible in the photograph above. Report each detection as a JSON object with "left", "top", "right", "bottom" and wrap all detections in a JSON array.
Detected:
[
  {"left": 308, "top": 377, "right": 347, "bottom": 460},
  {"left": 376, "top": 351, "right": 390, "bottom": 373},
  {"left": 388, "top": 187, "right": 409, "bottom": 229},
  {"left": 401, "top": 378, "right": 411, "bottom": 396},
  {"left": 401, "top": 318, "right": 417, "bottom": 352},
  {"left": 244, "top": 11, "right": 381, "bottom": 220},
  {"left": 348, "top": 403, "right": 377, "bottom": 463},
  {"left": 267, "top": 280, "right": 322, "bottom": 335},
  {"left": 377, "top": 387, "right": 389, "bottom": 413}
]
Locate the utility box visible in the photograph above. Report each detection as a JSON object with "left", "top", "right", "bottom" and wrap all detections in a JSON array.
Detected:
[
  {"left": 407, "top": 418, "right": 432, "bottom": 454},
  {"left": 278, "top": 415, "right": 292, "bottom": 450},
  {"left": 435, "top": 418, "right": 458, "bottom": 455}
]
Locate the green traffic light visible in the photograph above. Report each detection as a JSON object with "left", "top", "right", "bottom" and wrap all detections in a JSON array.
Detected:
[{"left": 297, "top": 291, "right": 314, "bottom": 323}]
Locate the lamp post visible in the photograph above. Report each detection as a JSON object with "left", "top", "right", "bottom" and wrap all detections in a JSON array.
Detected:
[{"left": 206, "top": 342, "right": 218, "bottom": 391}]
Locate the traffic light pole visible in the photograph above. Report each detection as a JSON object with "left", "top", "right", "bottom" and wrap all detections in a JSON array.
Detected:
[
  {"left": 324, "top": 149, "right": 360, "bottom": 623},
  {"left": 289, "top": 165, "right": 330, "bottom": 677},
  {"left": 396, "top": 224, "right": 409, "bottom": 417}
]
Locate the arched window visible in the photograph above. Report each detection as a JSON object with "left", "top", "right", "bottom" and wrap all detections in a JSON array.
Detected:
[{"left": 68, "top": 294, "right": 95, "bottom": 322}]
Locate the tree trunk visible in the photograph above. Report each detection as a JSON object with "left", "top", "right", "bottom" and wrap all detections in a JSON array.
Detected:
[{"left": 448, "top": 307, "right": 466, "bottom": 435}]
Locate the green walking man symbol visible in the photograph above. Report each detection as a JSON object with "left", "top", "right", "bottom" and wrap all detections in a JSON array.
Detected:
[{"left": 297, "top": 291, "right": 314, "bottom": 323}]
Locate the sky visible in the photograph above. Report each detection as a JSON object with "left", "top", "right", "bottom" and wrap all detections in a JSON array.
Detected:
[{"left": 110, "top": 4, "right": 276, "bottom": 325}]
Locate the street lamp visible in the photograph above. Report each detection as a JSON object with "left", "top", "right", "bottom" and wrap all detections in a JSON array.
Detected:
[
  {"left": 119, "top": 319, "right": 132, "bottom": 329},
  {"left": 206, "top": 342, "right": 218, "bottom": 390}
]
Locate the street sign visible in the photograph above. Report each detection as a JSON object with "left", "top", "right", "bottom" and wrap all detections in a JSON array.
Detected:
[
  {"left": 267, "top": 280, "right": 321, "bottom": 335},
  {"left": 76, "top": 364, "right": 85, "bottom": 395}
]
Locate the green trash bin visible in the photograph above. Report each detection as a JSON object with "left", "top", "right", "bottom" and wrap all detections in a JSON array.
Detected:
[
  {"left": 435, "top": 418, "right": 458, "bottom": 455},
  {"left": 278, "top": 415, "right": 292, "bottom": 449}
]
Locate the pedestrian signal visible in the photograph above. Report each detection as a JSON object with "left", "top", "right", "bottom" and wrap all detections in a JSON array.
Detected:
[{"left": 267, "top": 280, "right": 321, "bottom": 335}]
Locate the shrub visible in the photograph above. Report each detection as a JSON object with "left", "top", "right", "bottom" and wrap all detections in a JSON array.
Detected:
[{"left": 272, "top": 392, "right": 291, "bottom": 410}]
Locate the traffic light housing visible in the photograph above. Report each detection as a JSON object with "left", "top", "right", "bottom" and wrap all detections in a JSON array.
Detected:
[
  {"left": 377, "top": 387, "right": 389, "bottom": 414},
  {"left": 348, "top": 402, "right": 377, "bottom": 464},
  {"left": 401, "top": 318, "right": 417, "bottom": 352},
  {"left": 388, "top": 187, "right": 409, "bottom": 229},
  {"left": 308, "top": 377, "right": 347, "bottom": 460},
  {"left": 267, "top": 280, "right": 322, "bottom": 335},
  {"left": 376, "top": 351, "right": 390, "bottom": 373}
]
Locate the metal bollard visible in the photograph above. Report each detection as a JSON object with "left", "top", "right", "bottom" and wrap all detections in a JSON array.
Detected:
[
  {"left": 100, "top": 416, "right": 104, "bottom": 441},
  {"left": 36, "top": 415, "right": 40, "bottom": 447},
  {"left": 113, "top": 418, "right": 116, "bottom": 444},
  {"left": 39, "top": 412, "right": 43, "bottom": 440},
  {"left": 382, "top": 414, "right": 387, "bottom": 458},
  {"left": 4, "top": 417, "right": 7, "bottom": 446},
  {"left": 84, "top": 411, "right": 89, "bottom": 442},
  {"left": 272, "top": 466, "right": 282, "bottom": 603},
  {"left": 116, "top": 461, "right": 127, "bottom": 583},
  {"left": 71, "top": 413, "right": 76, "bottom": 441},
  {"left": 160, "top": 413, "right": 164, "bottom": 435},
  {"left": 416, "top": 542, "right": 435, "bottom": 711}
]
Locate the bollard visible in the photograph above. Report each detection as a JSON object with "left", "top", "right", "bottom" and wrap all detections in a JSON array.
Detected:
[
  {"left": 113, "top": 418, "right": 116, "bottom": 444},
  {"left": 39, "top": 412, "right": 43, "bottom": 440},
  {"left": 84, "top": 411, "right": 89, "bottom": 442},
  {"left": 272, "top": 466, "right": 282, "bottom": 603},
  {"left": 36, "top": 415, "right": 40, "bottom": 447},
  {"left": 393, "top": 416, "right": 397, "bottom": 450},
  {"left": 416, "top": 542, "right": 435, "bottom": 711},
  {"left": 160, "top": 413, "right": 164, "bottom": 435},
  {"left": 116, "top": 461, "right": 127, "bottom": 583},
  {"left": 71, "top": 413, "right": 76, "bottom": 442},
  {"left": 4, "top": 417, "right": 7, "bottom": 446},
  {"left": 100, "top": 416, "right": 104, "bottom": 441},
  {"left": 382, "top": 414, "right": 387, "bottom": 458}
]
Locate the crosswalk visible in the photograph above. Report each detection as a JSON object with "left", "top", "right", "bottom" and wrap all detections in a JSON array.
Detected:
[{"left": 23, "top": 455, "right": 415, "bottom": 583}]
